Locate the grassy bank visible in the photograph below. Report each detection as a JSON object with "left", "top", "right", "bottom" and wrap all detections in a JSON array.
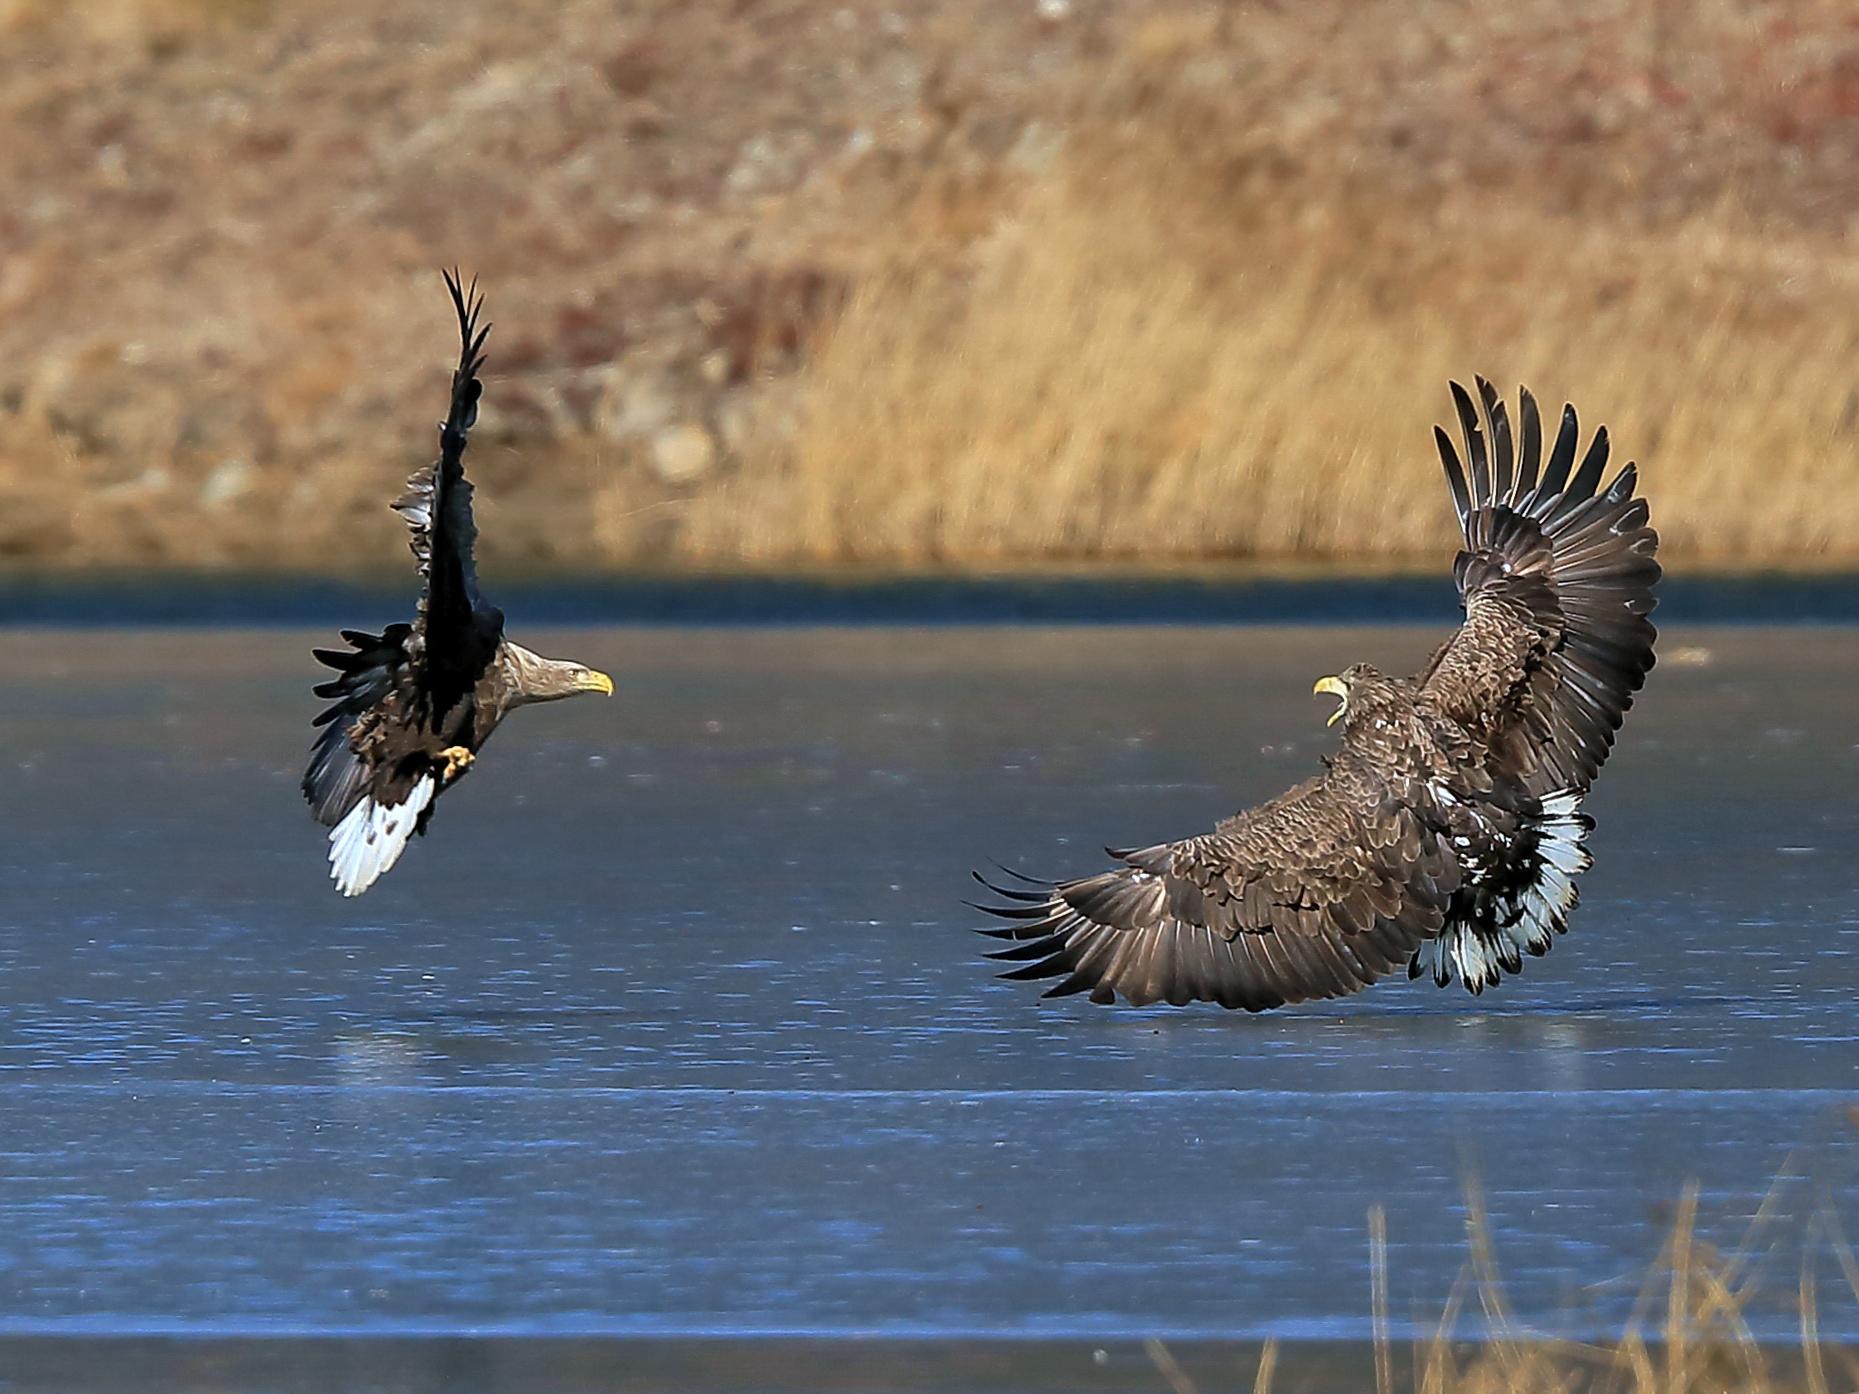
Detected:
[
  {"left": 683, "top": 169, "right": 1859, "bottom": 568},
  {"left": 3, "top": 2, "right": 1858, "bottom": 574}
]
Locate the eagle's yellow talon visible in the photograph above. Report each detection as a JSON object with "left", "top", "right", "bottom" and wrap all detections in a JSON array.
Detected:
[{"left": 438, "top": 746, "right": 475, "bottom": 782}]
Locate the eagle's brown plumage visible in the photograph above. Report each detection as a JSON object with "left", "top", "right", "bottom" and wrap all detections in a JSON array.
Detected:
[
  {"left": 302, "top": 272, "right": 614, "bottom": 897},
  {"left": 975, "top": 378, "right": 1660, "bottom": 1009}
]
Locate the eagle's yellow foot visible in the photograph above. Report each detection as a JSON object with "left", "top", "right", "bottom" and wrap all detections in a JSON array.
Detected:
[{"left": 437, "top": 746, "right": 475, "bottom": 782}]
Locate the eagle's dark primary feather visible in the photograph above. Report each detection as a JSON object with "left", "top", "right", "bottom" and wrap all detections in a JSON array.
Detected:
[
  {"left": 394, "top": 269, "right": 505, "bottom": 719},
  {"left": 1513, "top": 387, "right": 1543, "bottom": 496},
  {"left": 974, "top": 379, "right": 1660, "bottom": 1008},
  {"left": 302, "top": 273, "right": 613, "bottom": 897},
  {"left": 1480, "top": 378, "right": 1514, "bottom": 502},
  {"left": 396, "top": 271, "right": 487, "bottom": 596}
]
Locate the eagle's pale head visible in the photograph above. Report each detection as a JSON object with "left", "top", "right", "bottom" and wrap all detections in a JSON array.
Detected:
[
  {"left": 1312, "top": 662, "right": 1392, "bottom": 730},
  {"left": 503, "top": 641, "right": 616, "bottom": 706}
]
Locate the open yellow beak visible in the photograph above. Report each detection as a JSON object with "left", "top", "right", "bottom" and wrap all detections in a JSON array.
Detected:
[
  {"left": 581, "top": 669, "right": 615, "bottom": 696},
  {"left": 1313, "top": 675, "right": 1347, "bottom": 727}
]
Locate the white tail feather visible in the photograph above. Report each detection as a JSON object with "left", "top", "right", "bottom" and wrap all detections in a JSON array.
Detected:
[
  {"left": 1414, "top": 788, "right": 1592, "bottom": 993},
  {"left": 327, "top": 776, "right": 436, "bottom": 897}
]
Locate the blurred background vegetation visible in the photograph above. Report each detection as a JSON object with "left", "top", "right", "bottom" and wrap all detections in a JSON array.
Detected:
[{"left": 3, "top": 0, "right": 1858, "bottom": 576}]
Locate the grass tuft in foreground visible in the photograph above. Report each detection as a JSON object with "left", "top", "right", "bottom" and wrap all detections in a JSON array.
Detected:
[{"left": 1148, "top": 1179, "right": 1859, "bottom": 1394}]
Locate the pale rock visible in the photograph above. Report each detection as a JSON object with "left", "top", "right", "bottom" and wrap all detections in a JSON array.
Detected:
[
  {"left": 716, "top": 384, "right": 799, "bottom": 454},
  {"left": 725, "top": 131, "right": 811, "bottom": 196},
  {"left": 651, "top": 423, "right": 716, "bottom": 485},
  {"left": 699, "top": 350, "right": 732, "bottom": 386},
  {"left": 1006, "top": 120, "right": 1064, "bottom": 175},
  {"left": 200, "top": 458, "right": 255, "bottom": 509},
  {"left": 594, "top": 371, "right": 674, "bottom": 443}
]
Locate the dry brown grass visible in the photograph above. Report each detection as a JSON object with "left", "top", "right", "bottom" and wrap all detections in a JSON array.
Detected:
[
  {"left": 680, "top": 138, "right": 1859, "bottom": 569},
  {"left": 1145, "top": 1180, "right": 1859, "bottom": 1394},
  {"left": 0, "top": 0, "right": 267, "bottom": 43}
]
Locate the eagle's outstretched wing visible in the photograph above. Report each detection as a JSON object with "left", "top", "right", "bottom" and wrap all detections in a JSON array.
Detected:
[
  {"left": 1419, "top": 378, "right": 1661, "bottom": 795},
  {"left": 394, "top": 269, "right": 503, "bottom": 715},
  {"left": 975, "top": 765, "right": 1461, "bottom": 1011}
]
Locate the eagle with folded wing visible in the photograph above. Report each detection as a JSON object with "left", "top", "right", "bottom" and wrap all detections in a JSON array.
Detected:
[
  {"left": 974, "top": 379, "right": 1660, "bottom": 1009},
  {"left": 302, "top": 272, "right": 615, "bottom": 896}
]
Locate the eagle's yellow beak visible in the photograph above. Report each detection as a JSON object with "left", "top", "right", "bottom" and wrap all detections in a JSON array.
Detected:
[
  {"left": 1313, "top": 675, "right": 1348, "bottom": 727},
  {"left": 580, "top": 669, "right": 615, "bottom": 696}
]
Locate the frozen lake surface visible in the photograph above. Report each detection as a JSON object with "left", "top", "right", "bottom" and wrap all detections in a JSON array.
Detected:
[{"left": 1, "top": 622, "right": 1856, "bottom": 1363}]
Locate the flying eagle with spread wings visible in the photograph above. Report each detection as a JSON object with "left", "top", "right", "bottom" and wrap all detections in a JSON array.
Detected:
[
  {"left": 974, "top": 379, "right": 1660, "bottom": 1008},
  {"left": 302, "top": 272, "right": 614, "bottom": 896}
]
